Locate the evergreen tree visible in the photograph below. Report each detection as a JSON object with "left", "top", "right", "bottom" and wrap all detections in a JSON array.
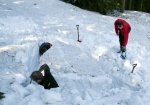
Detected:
[{"left": 62, "top": 0, "right": 150, "bottom": 14}]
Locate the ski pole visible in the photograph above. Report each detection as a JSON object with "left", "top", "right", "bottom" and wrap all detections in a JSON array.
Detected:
[
  {"left": 131, "top": 64, "right": 137, "bottom": 73},
  {"left": 76, "top": 25, "right": 81, "bottom": 42}
]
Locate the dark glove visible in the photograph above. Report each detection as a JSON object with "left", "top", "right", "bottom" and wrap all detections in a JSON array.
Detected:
[
  {"left": 121, "top": 46, "right": 126, "bottom": 52},
  {"left": 50, "top": 43, "right": 53, "bottom": 48}
]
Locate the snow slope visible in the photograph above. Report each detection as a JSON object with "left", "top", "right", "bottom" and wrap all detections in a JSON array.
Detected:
[{"left": 0, "top": 0, "right": 150, "bottom": 105}]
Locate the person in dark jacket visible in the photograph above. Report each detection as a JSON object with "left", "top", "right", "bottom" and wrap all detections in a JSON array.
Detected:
[
  {"left": 30, "top": 64, "right": 59, "bottom": 89},
  {"left": 114, "top": 19, "right": 131, "bottom": 59},
  {"left": 39, "top": 42, "right": 52, "bottom": 56}
]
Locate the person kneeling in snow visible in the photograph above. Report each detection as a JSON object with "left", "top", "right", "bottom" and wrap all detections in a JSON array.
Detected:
[
  {"left": 30, "top": 64, "right": 59, "bottom": 89},
  {"left": 39, "top": 42, "right": 52, "bottom": 56}
]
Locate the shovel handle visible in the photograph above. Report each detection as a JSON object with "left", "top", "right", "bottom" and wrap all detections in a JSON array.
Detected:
[
  {"left": 131, "top": 64, "right": 137, "bottom": 73},
  {"left": 132, "top": 64, "right": 137, "bottom": 68}
]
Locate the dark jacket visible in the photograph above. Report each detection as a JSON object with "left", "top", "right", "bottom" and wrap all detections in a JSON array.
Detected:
[
  {"left": 38, "top": 64, "right": 59, "bottom": 89},
  {"left": 39, "top": 42, "right": 51, "bottom": 55},
  {"left": 114, "top": 19, "right": 131, "bottom": 46}
]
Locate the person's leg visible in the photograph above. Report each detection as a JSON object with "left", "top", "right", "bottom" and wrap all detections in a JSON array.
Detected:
[
  {"left": 117, "top": 34, "right": 124, "bottom": 53},
  {"left": 119, "top": 35, "right": 127, "bottom": 59},
  {"left": 121, "top": 46, "right": 126, "bottom": 52},
  {"left": 119, "top": 34, "right": 123, "bottom": 48},
  {"left": 119, "top": 34, "right": 127, "bottom": 52}
]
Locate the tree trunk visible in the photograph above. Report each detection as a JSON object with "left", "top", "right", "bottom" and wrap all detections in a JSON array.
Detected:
[
  {"left": 129, "top": 0, "right": 132, "bottom": 10},
  {"left": 121, "top": 0, "right": 126, "bottom": 13},
  {"left": 140, "top": 0, "right": 143, "bottom": 11}
]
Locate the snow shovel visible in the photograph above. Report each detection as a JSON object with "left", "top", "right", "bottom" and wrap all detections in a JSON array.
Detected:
[
  {"left": 131, "top": 64, "right": 137, "bottom": 73},
  {"left": 76, "top": 25, "right": 82, "bottom": 42}
]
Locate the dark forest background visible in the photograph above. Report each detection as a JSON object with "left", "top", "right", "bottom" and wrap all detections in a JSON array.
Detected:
[{"left": 63, "top": 0, "right": 150, "bottom": 15}]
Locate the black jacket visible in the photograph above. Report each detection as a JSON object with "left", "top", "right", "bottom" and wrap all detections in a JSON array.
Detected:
[
  {"left": 39, "top": 42, "right": 50, "bottom": 55},
  {"left": 38, "top": 64, "right": 59, "bottom": 89}
]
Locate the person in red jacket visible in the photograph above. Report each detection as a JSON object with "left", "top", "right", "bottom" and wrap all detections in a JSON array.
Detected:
[{"left": 114, "top": 19, "right": 131, "bottom": 59}]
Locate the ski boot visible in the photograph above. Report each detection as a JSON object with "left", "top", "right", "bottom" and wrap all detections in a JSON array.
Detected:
[{"left": 120, "top": 52, "right": 126, "bottom": 59}]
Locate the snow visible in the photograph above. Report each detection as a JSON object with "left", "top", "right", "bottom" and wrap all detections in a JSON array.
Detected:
[{"left": 0, "top": 0, "right": 150, "bottom": 105}]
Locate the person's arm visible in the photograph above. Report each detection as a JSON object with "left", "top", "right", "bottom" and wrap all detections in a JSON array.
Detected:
[
  {"left": 114, "top": 21, "right": 119, "bottom": 35},
  {"left": 122, "top": 27, "right": 129, "bottom": 47}
]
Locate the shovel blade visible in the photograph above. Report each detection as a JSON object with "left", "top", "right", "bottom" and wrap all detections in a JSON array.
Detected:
[{"left": 77, "top": 39, "right": 82, "bottom": 42}]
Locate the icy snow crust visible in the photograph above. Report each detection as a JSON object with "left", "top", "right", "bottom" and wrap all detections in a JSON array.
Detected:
[{"left": 0, "top": 0, "right": 150, "bottom": 105}]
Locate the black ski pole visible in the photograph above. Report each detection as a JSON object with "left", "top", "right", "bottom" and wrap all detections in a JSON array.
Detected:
[
  {"left": 131, "top": 64, "right": 137, "bottom": 73},
  {"left": 76, "top": 25, "right": 81, "bottom": 42}
]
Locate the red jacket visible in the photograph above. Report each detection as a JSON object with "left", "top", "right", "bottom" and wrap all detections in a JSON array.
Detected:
[{"left": 114, "top": 19, "right": 131, "bottom": 46}]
